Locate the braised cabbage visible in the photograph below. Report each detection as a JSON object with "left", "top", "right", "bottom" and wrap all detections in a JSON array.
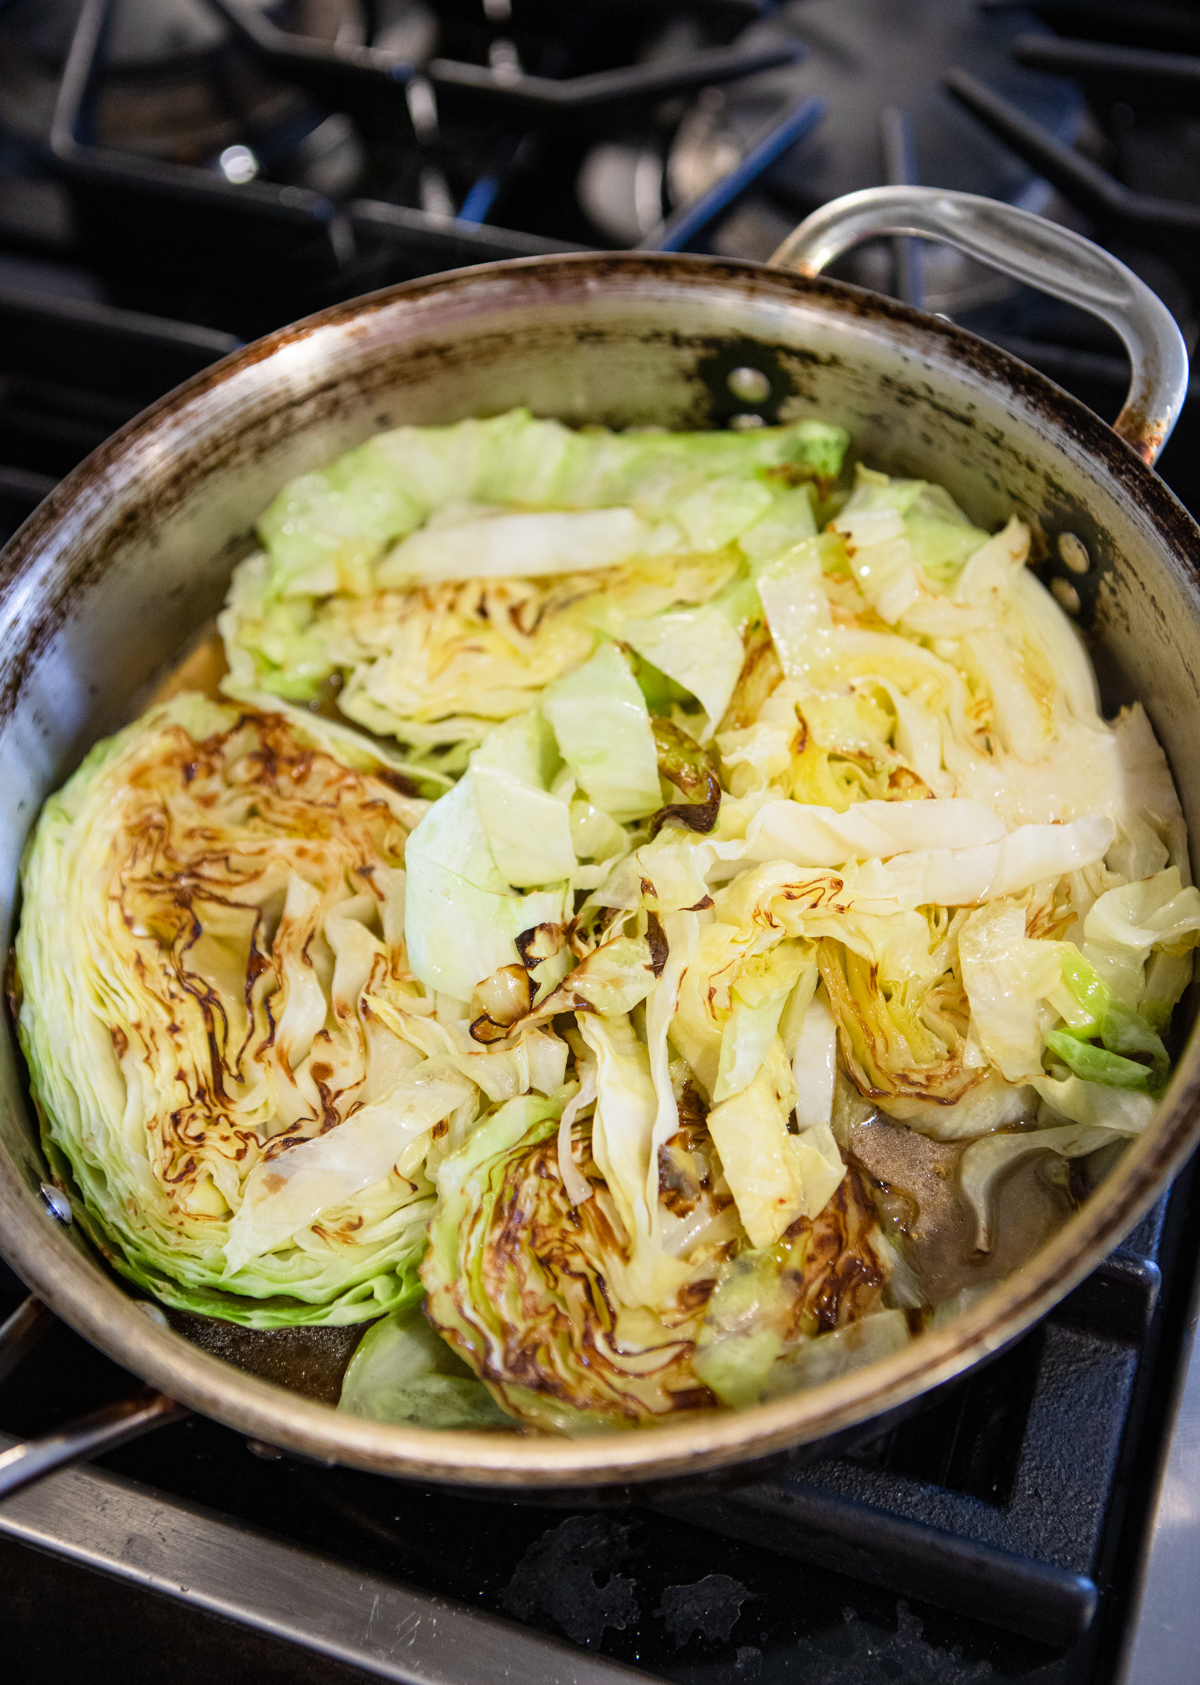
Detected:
[{"left": 17, "top": 410, "right": 1194, "bottom": 1436}]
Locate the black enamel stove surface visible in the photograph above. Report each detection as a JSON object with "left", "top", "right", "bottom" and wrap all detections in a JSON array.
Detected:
[{"left": 4, "top": 3, "right": 1200, "bottom": 1682}]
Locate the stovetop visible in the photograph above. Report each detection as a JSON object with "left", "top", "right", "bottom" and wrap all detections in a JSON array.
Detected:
[
  {"left": 1, "top": 1161, "right": 1198, "bottom": 1685},
  {"left": 3, "top": 3, "right": 1200, "bottom": 1682}
]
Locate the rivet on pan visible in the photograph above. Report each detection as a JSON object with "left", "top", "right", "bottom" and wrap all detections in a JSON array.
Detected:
[
  {"left": 727, "top": 365, "right": 771, "bottom": 403},
  {"left": 1052, "top": 577, "right": 1082, "bottom": 616},
  {"left": 39, "top": 1183, "right": 71, "bottom": 1225},
  {"left": 730, "top": 412, "right": 767, "bottom": 431},
  {"left": 246, "top": 1439, "right": 285, "bottom": 1461},
  {"left": 1058, "top": 532, "right": 1090, "bottom": 574}
]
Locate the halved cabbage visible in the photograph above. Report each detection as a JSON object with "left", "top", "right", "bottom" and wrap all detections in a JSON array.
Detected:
[
  {"left": 421, "top": 1092, "right": 718, "bottom": 1432},
  {"left": 16, "top": 696, "right": 478, "bottom": 1325},
  {"left": 219, "top": 407, "right": 851, "bottom": 763}
]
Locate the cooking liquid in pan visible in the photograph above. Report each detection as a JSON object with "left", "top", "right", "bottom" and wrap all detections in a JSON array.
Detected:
[{"left": 128, "top": 625, "right": 1084, "bottom": 1416}]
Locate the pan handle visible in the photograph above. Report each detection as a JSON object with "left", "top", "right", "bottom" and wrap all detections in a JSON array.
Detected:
[
  {"left": 0, "top": 1390, "right": 186, "bottom": 1503},
  {"left": 0, "top": 1295, "right": 56, "bottom": 1386},
  {"left": 770, "top": 184, "right": 1189, "bottom": 467}
]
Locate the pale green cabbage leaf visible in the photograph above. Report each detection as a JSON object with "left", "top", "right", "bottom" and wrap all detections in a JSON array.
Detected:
[
  {"left": 469, "top": 709, "right": 576, "bottom": 887},
  {"left": 542, "top": 642, "right": 662, "bottom": 822},
  {"left": 402, "top": 771, "right": 568, "bottom": 1001},
  {"left": 378, "top": 507, "right": 656, "bottom": 587},
  {"left": 339, "top": 1305, "right": 513, "bottom": 1429},
  {"left": 621, "top": 605, "right": 745, "bottom": 741},
  {"left": 958, "top": 900, "right": 1062, "bottom": 1082}
]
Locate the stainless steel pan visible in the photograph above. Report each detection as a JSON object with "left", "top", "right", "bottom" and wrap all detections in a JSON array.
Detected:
[{"left": 0, "top": 187, "right": 1196, "bottom": 1495}]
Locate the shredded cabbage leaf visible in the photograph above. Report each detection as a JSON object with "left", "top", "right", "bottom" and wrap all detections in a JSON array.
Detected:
[{"left": 542, "top": 643, "right": 662, "bottom": 822}]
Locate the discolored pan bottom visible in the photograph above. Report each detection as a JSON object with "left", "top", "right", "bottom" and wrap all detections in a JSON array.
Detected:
[{"left": 166, "top": 1314, "right": 363, "bottom": 1407}]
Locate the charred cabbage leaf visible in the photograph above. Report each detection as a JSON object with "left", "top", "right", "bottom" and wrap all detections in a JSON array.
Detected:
[{"left": 421, "top": 1091, "right": 719, "bottom": 1432}]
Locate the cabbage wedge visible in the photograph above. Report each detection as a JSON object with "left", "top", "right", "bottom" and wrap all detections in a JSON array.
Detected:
[
  {"left": 219, "top": 407, "right": 851, "bottom": 765},
  {"left": 16, "top": 696, "right": 569, "bottom": 1327}
]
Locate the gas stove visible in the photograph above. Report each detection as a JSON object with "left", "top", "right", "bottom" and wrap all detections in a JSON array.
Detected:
[{"left": 2, "top": 4, "right": 1200, "bottom": 1683}]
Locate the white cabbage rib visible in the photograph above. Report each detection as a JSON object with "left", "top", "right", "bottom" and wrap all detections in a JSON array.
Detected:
[
  {"left": 792, "top": 989, "right": 838, "bottom": 1129},
  {"left": 700, "top": 813, "right": 1113, "bottom": 910},
  {"left": 848, "top": 815, "right": 1114, "bottom": 907},
  {"left": 378, "top": 508, "right": 654, "bottom": 587},
  {"left": 723, "top": 796, "right": 1008, "bottom": 868},
  {"left": 225, "top": 1066, "right": 473, "bottom": 1274}
]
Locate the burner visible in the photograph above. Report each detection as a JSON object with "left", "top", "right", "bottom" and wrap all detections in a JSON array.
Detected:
[
  {"left": 18, "top": 0, "right": 806, "bottom": 330},
  {"left": 0, "top": 0, "right": 441, "bottom": 192},
  {"left": 0, "top": 0, "right": 377, "bottom": 170},
  {"left": 575, "top": 0, "right": 1085, "bottom": 311}
]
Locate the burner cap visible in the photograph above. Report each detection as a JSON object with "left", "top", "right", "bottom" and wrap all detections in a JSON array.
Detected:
[
  {"left": 0, "top": 0, "right": 364, "bottom": 160},
  {"left": 577, "top": 0, "right": 1083, "bottom": 315}
]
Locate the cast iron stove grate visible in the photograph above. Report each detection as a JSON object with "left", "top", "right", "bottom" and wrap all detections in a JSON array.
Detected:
[{"left": 0, "top": 0, "right": 1084, "bottom": 335}]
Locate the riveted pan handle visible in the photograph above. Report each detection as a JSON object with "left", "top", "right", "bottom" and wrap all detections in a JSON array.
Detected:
[
  {"left": 770, "top": 185, "right": 1189, "bottom": 467},
  {"left": 0, "top": 1390, "right": 186, "bottom": 1503}
]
